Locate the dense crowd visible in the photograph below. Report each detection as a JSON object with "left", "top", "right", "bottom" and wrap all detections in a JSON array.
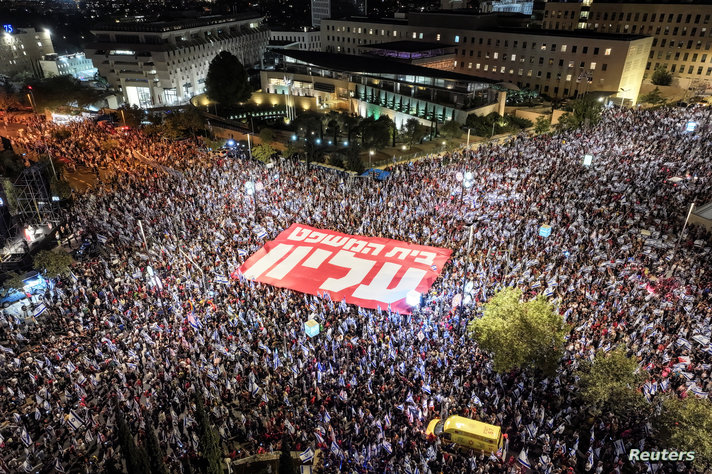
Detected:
[{"left": 1, "top": 105, "right": 711, "bottom": 474}]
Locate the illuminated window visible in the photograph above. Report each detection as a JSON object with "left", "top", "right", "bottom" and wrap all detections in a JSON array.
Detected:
[
  {"left": 436, "top": 34, "right": 441, "bottom": 41},
  {"left": 455, "top": 35, "right": 460, "bottom": 43},
  {"left": 604, "top": 48, "right": 612, "bottom": 55},
  {"left": 590, "top": 62, "right": 596, "bottom": 70},
  {"left": 561, "top": 45, "right": 567, "bottom": 52},
  {"left": 566, "top": 74, "right": 572, "bottom": 81},
  {"left": 494, "top": 52, "right": 499, "bottom": 59}
]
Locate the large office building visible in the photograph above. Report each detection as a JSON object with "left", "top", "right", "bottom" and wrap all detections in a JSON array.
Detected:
[
  {"left": 543, "top": 0, "right": 712, "bottom": 89},
  {"left": 39, "top": 52, "right": 98, "bottom": 80},
  {"left": 0, "top": 26, "right": 54, "bottom": 79},
  {"left": 311, "top": 0, "right": 331, "bottom": 27},
  {"left": 264, "top": 49, "right": 499, "bottom": 126},
  {"left": 322, "top": 12, "right": 651, "bottom": 102},
  {"left": 86, "top": 14, "right": 270, "bottom": 107},
  {"left": 270, "top": 28, "right": 322, "bottom": 51}
]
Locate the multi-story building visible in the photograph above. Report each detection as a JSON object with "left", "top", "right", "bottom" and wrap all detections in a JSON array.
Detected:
[
  {"left": 39, "top": 52, "right": 98, "bottom": 80},
  {"left": 543, "top": 0, "right": 712, "bottom": 89},
  {"left": 322, "top": 13, "right": 652, "bottom": 102},
  {"left": 270, "top": 28, "right": 322, "bottom": 51},
  {"left": 311, "top": 0, "right": 331, "bottom": 27},
  {"left": 86, "top": 14, "right": 270, "bottom": 108},
  {"left": 0, "top": 26, "right": 54, "bottom": 79},
  {"left": 482, "top": 0, "right": 534, "bottom": 15},
  {"left": 264, "top": 49, "right": 499, "bottom": 126}
]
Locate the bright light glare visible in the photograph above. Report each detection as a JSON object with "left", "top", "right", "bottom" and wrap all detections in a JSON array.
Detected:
[{"left": 406, "top": 290, "right": 421, "bottom": 307}]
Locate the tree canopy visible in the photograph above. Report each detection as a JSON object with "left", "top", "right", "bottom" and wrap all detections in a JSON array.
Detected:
[
  {"left": 33, "top": 250, "right": 73, "bottom": 278},
  {"left": 205, "top": 51, "right": 251, "bottom": 104},
  {"left": 556, "top": 95, "right": 603, "bottom": 131},
  {"left": 25, "top": 75, "right": 102, "bottom": 110},
  {"left": 655, "top": 396, "right": 712, "bottom": 471},
  {"left": 575, "top": 348, "right": 648, "bottom": 417},
  {"left": 467, "top": 287, "right": 567, "bottom": 375},
  {"left": 651, "top": 66, "right": 673, "bottom": 86}
]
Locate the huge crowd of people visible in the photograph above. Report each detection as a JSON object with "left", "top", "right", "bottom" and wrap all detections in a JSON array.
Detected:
[{"left": 0, "top": 104, "right": 711, "bottom": 474}]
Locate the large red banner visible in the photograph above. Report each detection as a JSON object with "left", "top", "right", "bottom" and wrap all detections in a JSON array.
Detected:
[{"left": 239, "top": 224, "right": 452, "bottom": 314}]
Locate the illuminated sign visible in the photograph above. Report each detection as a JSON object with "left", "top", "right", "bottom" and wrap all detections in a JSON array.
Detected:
[{"left": 3, "top": 25, "right": 13, "bottom": 33}]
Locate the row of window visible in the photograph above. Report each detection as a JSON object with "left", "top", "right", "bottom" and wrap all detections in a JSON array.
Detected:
[
  {"left": 547, "top": 9, "right": 711, "bottom": 25},
  {"left": 646, "top": 61, "right": 712, "bottom": 76}
]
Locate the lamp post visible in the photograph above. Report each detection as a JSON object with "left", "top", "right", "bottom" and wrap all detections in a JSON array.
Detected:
[
  {"left": 27, "top": 86, "right": 36, "bottom": 114},
  {"left": 466, "top": 128, "right": 471, "bottom": 148},
  {"left": 669, "top": 202, "right": 696, "bottom": 277},
  {"left": 459, "top": 216, "right": 475, "bottom": 319},
  {"left": 369, "top": 150, "right": 374, "bottom": 171}
]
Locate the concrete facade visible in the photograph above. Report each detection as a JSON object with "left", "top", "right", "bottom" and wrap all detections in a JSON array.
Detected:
[
  {"left": 544, "top": 1, "right": 712, "bottom": 90},
  {"left": 0, "top": 27, "right": 54, "bottom": 79},
  {"left": 86, "top": 14, "right": 270, "bottom": 108}
]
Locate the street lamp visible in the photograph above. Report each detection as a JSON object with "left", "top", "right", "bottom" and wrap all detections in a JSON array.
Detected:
[
  {"left": 459, "top": 215, "right": 475, "bottom": 319},
  {"left": 369, "top": 150, "right": 375, "bottom": 170}
]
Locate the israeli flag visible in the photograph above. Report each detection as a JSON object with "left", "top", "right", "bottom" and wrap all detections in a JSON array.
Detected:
[
  {"left": 382, "top": 441, "right": 393, "bottom": 455},
  {"left": 323, "top": 410, "right": 331, "bottom": 424},
  {"left": 96, "top": 234, "right": 108, "bottom": 244},
  {"left": 517, "top": 449, "right": 531, "bottom": 469},
  {"left": 249, "top": 380, "right": 259, "bottom": 397},
  {"left": 20, "top": 427, "right": 32, "bottom": 447},
  {"left": 299, "top": 447, "right": 314, "bottom": 463},
  {"left": 422, "top": 384, "right": 431, "bottom": 395},
  {"left": 66, "top": 410, "right": 84, "bottom": 431},
  {"left": 66, "top": 361, "right": 76, "bottom": 373},
  {"left": 330, "top": 441, "right": 341, "bottom": 456},
  {"left": 33, "top": 304, "right": 47, "bottom": 317},
  {"left": 214, "top": 275, "right": 229, "bottom": 285},
  {"left": 473, "top": 395, "right": 482, "bottom": 406},
  {"left": 257, "top": 230, "right": 269, "bottom": 239},
  {"left": 238, "top": 249, "right": 248, "bottom": 257},
  {"left": 55, "top": 458, "right": 65, "bottom": 473}
]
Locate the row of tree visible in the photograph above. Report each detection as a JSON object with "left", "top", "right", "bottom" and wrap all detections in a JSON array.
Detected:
[{"left": 467, "top": 288, "right": 712, "bottom": 470}]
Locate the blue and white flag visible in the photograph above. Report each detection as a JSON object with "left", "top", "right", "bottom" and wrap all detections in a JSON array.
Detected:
[
  {"left": 330, "top": 441, "right": 341, "bottom": 456},
  {"left": 66, "top": 410, "right": 84, "bottom": 431},
  {"left": 33, "top": 304, "right": 47, "bottom": 317},
  {"left": 299, "top": 447, "right": 314, "bottom": 463},
  {"left": 214, "top": 275, "right": 229, "bottom": 285},
  {"left": 238, "top": 249, "right": 248, "bottom": 257},
  {"left": 323, "top": 410, "right": 331, "bottom": 424},
  {"left": 66, "top": 361, "right": 76, "bottom": 374},
  {"left": 518, "top": 449, "right": 531, "bottom": 468},
  {"left": 257, "top": 230, "right": 269, "bottom": 239},
  {"left": 422, "top": 384, "right": 432, "bottom": 395},
  {"left": 382, "top": 440, "right": 393, "bottom": 455},
  {"left": 55, "top": 458, "right": 65, "bottom": 473},
  {"left": 20, "top": 427, "right": 32, "bottom": 447},
  {"left": 96, "top": 234, "right": 108, "bottom": 244}
]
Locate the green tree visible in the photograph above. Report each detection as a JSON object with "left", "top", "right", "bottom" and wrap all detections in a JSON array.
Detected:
[
  {"left": 252, "top": 143, "right": 276, "bottom": 163},
  {"left": 50, "top": 175, "right": 73, "bottom": 200},
  {"left": 116, "top": 105, "right": 145, "bottom": 127},
  {"left": 116, "top": 408, "right": 151, "bottom": 474},
  {"left": 279, "top": 435, "right": 296, "bottom": 474},
  {"left": 655, "top": 396, "right": 712, "bottom": 471},
  {"left": 651, "top": 66, "right": 673, "bottom": 86},
  {"left": 144, "top": 417, "right": 169, "bottom": 474},
  {"left": 258, "top": 127, "right": 275, "bottom": 145},
  {"left": 575, "top": 348, "right": 648, "bottom": 417},
  {"left": 556, "top": 95, "right": 603, "bottom": 131},
  {"left": 205, "top": 51, "right": 251, "bottom": 104},
  {"left": 2, "top": 272, "right": 25, "bottom": 291},
  {"left": 194, "top": 391, "right": 224, "bottom": 474},
  {"left": 33, "top": 250, "right": 73, "bottom": 278},
  {"left": 440, "top": 120, "right": 462, "bottom": 139},
  {"left": 162, "top": 106, "right": 206, "bottom": 140},
  {"left": 345, "top": 144, "right": 364, "bottom": 173},
  {"left": 639, "top": 87, "right": 667, "bottom": 106},
  {"left": 404, "top": 118, "right": 427, "bottom": 145},
  {"left": 284, "top": 141, "right": 303, "bottom": 159},
  {"left": 534, "top": 116, "right": 551, "bottom": 134},
  {"left": 467, "top": 287, "right": 567, "bottom": 375},
  {"left": 25, "top": 76, "right": 102, "bottom": 110}
]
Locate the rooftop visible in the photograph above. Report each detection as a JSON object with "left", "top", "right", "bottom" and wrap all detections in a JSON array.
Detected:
[
  {"left": 92, "top": 13, "right": 262, "bottom": 33},
  {"left": 275, "top": 49, "right": 497, "bottom": 83},
  {"left": 479, "top": 27, "right": 650, "bottom": 41}
]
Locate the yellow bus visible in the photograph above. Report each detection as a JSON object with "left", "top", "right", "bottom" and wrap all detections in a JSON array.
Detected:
[{"left": 425, "top": 415, "right": 503, "bottom": 454}]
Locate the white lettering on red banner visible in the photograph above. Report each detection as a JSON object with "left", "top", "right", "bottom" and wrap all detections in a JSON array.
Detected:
[{"left": 239, "top": 224, "right": 452, "bottom": 314}]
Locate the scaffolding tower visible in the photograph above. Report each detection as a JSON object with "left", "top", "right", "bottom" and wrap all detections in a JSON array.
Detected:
[{"left": 13, "top": 164, "right": 60, "bottom": 227}]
